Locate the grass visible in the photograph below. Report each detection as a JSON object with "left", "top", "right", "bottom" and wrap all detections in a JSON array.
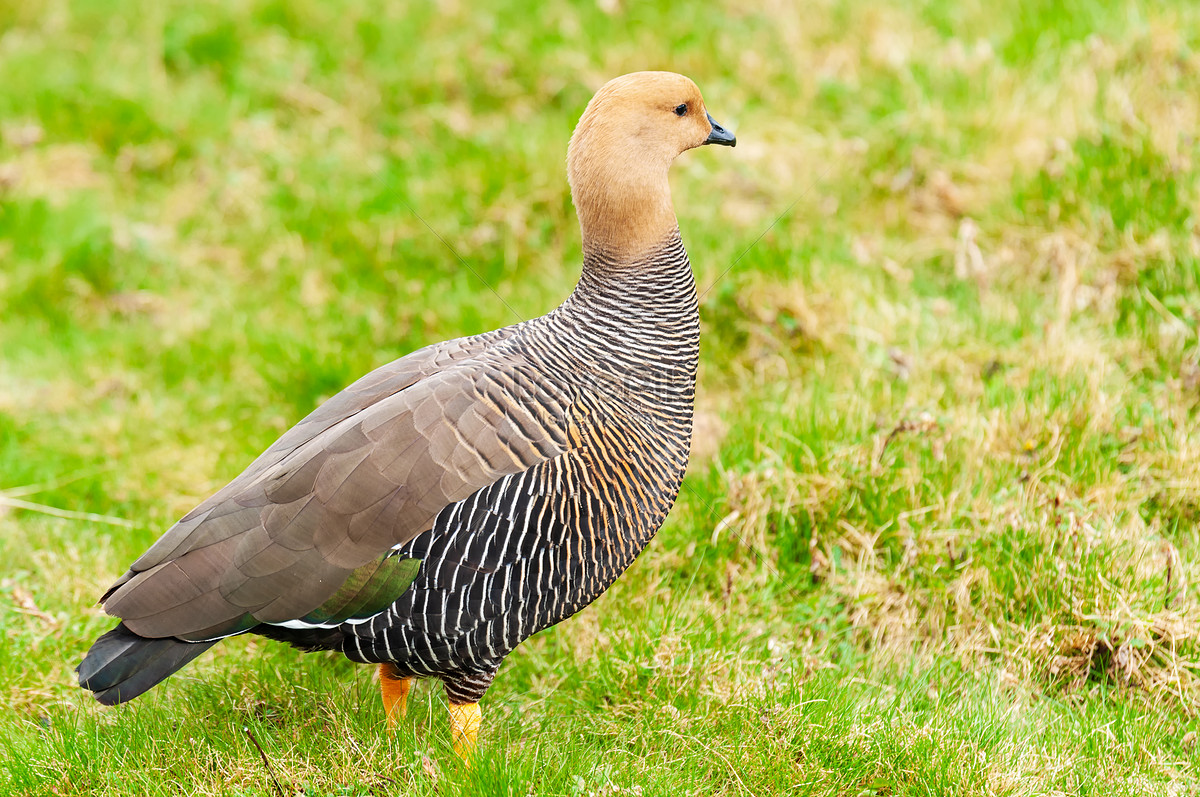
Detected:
[{"left": 3, "top": 0, "right": 1200, "bottom": 793}]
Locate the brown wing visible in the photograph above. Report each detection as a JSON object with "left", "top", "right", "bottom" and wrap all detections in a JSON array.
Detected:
[{"left": 100, "top": 329, "right": 572, "bottom": 641}]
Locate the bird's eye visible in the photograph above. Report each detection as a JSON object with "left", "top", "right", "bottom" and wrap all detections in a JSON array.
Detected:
[{"left": 674, "top": 103, "right": 688, "bottom": 117}]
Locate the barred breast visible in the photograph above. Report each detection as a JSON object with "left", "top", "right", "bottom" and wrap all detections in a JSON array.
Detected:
[{"left": 339, "top": 234, "right": 699, "bottom": 702}]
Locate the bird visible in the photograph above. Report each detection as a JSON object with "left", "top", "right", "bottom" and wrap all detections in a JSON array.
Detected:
[{"left": 77, "top": 71, "right": 736, "bottom": 755}]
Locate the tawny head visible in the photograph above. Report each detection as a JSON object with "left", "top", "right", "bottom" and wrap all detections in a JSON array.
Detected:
[{"left": 567, "top": 72, "right": 735, "bottom": 259}]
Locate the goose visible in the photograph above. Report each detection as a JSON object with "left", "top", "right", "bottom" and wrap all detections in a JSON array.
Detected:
[{"left": 78, "top": 70, "right": 736, "bottom": 754}]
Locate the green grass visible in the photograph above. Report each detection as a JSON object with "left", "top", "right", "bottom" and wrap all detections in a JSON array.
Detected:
[{"left": 4, "top": 0, "right": 1200, "bottom": 793}]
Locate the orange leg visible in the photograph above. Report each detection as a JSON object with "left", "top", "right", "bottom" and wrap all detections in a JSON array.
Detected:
[
  {"left": 379, "top": 663, "right": 413, "bottom": 727},
  {"left": 448, "top": 702, "right": 482, "bottom": 758}
]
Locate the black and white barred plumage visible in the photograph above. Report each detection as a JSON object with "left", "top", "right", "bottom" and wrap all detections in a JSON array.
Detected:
[{"left": 264, "top": 235, "right": 698, "bottom": 703}]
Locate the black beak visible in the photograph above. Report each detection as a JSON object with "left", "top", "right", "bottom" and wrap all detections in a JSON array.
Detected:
[{"left": 704, "top": 112, "right": 736, "bottom": 147}]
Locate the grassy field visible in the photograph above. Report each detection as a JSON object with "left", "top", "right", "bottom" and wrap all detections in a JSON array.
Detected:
[{"left": 3, "top": 0, "right": 1200, "bottom": 793}]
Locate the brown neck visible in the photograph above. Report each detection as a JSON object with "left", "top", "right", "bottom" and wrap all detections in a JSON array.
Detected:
[
  {"left": 575, "top": 186, "right": 679, "bottom": 262},
  {"left": 568, "top": 127, "right": 680, "bottom": 262}
]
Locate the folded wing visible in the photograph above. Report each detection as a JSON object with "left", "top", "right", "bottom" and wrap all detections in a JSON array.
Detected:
[{"left": 99, "top": 332, "right": 572, "bottom": 641}]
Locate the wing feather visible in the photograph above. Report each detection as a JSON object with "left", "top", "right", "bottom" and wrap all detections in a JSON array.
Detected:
[{"left": 98, "top": 327, "right": 574, "bottom": 641}]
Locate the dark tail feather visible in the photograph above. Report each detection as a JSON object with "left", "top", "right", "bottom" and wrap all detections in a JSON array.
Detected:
[{"left": 78, "top": 623, "right": 217, "bottom": 705}]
